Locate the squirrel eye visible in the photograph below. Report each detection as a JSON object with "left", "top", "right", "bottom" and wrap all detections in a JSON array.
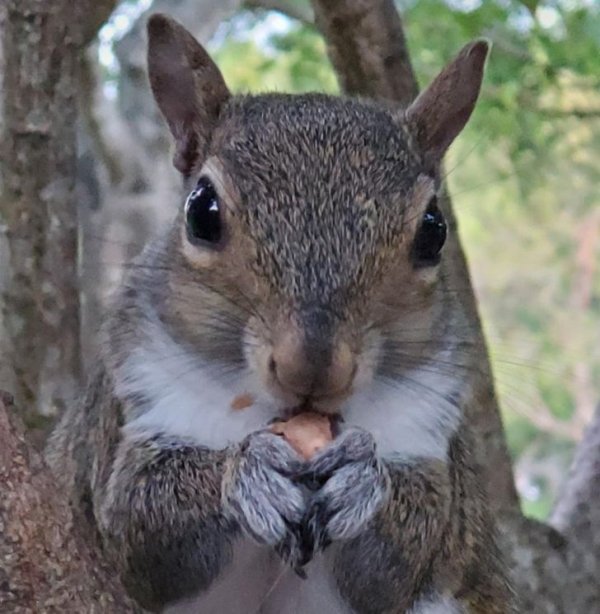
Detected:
[
  {"left": 412, "top": 197, "right": 447, "bottom": 266},
  {"left": 184, "top": 177, "right": 222, "bottom": 246}
]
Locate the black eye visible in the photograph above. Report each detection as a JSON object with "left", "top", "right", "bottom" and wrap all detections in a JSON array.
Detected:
[
  {"left": 185, "top": 177, "right": 222, "bottom": 245},
  {"left": 412, "top": 197, "right": 447, "bottom": 266}
]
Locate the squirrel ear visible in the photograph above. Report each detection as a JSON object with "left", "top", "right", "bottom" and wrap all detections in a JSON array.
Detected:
[
  {"left": 147, "top": 13, "right": 231, "bottom": 176},
  {"left": 406, "top": 40, "right": 489, "bottom": 168}
]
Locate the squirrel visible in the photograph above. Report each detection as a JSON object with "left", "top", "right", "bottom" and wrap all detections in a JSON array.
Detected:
[{"left": 47, "top": 13, "right": 517, "bottom": 614}]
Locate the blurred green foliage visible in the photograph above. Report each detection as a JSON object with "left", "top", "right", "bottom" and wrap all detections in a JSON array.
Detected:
[{"left": 211, "top": 0, "right": 600, "bottom": 520}]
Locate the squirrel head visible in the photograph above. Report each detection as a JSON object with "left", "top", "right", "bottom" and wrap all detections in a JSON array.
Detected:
[{"left": 146, "top": 14, "right": 488, "bottom": 413}]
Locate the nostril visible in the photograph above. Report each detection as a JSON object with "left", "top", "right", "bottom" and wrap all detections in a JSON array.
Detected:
[
  {"left": 268, "top": 350, "right": 311, "bottom": 397},
  {"left": 269, "top": 337, "right": 355, "bottom": 399},
  {"left": 268, "top": 356, "right": 277, "bottom": 376}
]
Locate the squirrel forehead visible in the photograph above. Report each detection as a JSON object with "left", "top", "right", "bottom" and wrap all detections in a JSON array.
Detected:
[
  {"left": 211, "top": 93, "right": 425, "bottom": 222},
  {"left": 214, "top": 93, "right": 420, "bottom": 187},
  {"left": 205, "top": 94, "right": 429, "bottom": 302}
]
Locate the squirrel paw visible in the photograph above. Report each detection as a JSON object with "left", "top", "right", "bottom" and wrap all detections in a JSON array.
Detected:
[
  {"left": 222, "top": 431, "right": 306, "bottom": 561},
  {"left": 300, "top": 427, "right": 390, "bottom": 555}
]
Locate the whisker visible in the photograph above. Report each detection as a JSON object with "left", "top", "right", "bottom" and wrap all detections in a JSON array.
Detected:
[
  {"left": 376, "top": 372, "right": 461, "bottom": 415},
  {"left": 442, "top": 131, "right": 492, "bottom": 181},
  {"left": 252, "top": 565, "right": 291, "bottom": 614}
]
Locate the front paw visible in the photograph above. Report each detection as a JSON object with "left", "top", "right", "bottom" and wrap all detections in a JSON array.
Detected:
[
  {"left": 222, "top": 431, "right": 306, "bottom": 561},
  {"left": 301, "top": 428, "right": 390, "bottom": 553}
]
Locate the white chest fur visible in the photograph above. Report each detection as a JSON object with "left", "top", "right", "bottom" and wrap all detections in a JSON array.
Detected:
[
  {"left": 164, "top": 539, "right": 349, "bottom": 614},
  {"left": 163, "top": 538, "right": 459, "bottom": 614},
  {"left": 116, "top": 323, "right": 461, "bottom": 461}
]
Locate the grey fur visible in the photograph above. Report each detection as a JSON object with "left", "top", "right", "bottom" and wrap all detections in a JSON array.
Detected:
[
  {"left": 303, "top": 428, "right": 391, "bottom": 550},
  {"left": 222, "top": 431, "right": 306, "bottom": 560}
]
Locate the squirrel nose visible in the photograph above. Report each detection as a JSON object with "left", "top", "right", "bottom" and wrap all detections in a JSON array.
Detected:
[{"left": 270, "top": 329, "right": 355, "bottom": 400}]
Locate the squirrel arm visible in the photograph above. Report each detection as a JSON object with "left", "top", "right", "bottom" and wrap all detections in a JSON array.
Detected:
[
  {"left": 332, "top": 435, "right": 514, "bottom": 614},
  {"left": 333, "top": 456, "right": 452, "bottom": 612},
  {"left": 97, "top": 433, "right": 236, "bottom": 612}
]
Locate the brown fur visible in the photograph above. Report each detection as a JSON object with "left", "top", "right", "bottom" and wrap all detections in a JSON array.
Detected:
[{"left": 331, "top": 425, "right": 515, "bottom": 613}]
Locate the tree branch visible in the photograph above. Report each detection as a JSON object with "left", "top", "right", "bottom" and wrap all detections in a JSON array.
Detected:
[
  {"left": 551, "top": 404, "right": 600, "bottom": 542},
  {"left": 311, "top": 0, "right": 418, "bottom": 105},
  {"left": 503, "top": 407, "right": 600, "bottom": 610},
  {"left": 0, "top": 392, "right": 134, "bottom": 611},
  {"left": 244, "top": 0, "right": 314, "bottom": 24},
  {"left": 81, "top": 0, "right": 120, "bottom": 46}
]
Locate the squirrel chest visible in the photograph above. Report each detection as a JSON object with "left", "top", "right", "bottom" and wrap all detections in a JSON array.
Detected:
[{"left": 165, "top": 541, "right": 350, "bottom": 614}]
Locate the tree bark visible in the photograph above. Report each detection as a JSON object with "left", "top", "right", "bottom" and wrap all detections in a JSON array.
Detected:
[
  {"left": 0, "top": 0, "right": 117, "bottom": 441},
  {"left": 0, "top": 392, "right": 134, "bottom": 612},
  {"left": 0, "top": 0, "right": 81, "bottom": 435},
  {"left": 310, "top": 0, "right": 600, "bottom": 609},
  {"left": 312, "top": 0, "right": 418, "bottom": 105}
]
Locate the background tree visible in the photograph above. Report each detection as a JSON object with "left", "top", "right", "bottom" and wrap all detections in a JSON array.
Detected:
[
  {"left": 0, "top": 0, "right": 132, "bottom": 607},
  {"left": 0, "top": 0, "right": 117, "bottom": 443}
]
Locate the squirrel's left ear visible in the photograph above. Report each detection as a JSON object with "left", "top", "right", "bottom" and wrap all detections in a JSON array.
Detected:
[
  {"left": 147, "top": 14, "right": 231, "bottom": 176},
  {"left": 406, "top": 40, "right": 489, "bottom": 169}
]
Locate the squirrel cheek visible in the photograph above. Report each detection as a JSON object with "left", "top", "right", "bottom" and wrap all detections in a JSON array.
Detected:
[
  {"left": 242, "top": 327, "right": 274, "bottom": 383},
  {"left": 351, "top": 343, "right": 380, "bottom": 390}
]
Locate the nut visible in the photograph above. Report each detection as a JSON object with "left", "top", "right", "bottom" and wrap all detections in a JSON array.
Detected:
[{"left": 270, "top": 412, "right": 333, "bottom": 460}]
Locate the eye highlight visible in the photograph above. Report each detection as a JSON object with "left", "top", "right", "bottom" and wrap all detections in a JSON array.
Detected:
[
  {"left": 185, "top": 177, "right": 222, "bottom": 246},
  {"left": 411, "top": 197, "right": 447, "bottom": 266}
]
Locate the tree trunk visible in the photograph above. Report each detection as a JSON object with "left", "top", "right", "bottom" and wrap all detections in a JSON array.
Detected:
[
  {"left": 0, "top": 5, "right": 133, "bottom": 606},
  {"left": 0, "top": 0, "right": 116, "bottom": 442},
  {"left": 310, "top": 0, "right": 600, "bottom": 610},
  {"left": 0, "top": 0, "right": 81, "bottom": 437}
]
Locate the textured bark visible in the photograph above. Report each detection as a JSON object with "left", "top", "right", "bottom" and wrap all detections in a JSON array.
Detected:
[
  {"left": 311, "top": 0, "right": 600, "bottom": 610},
  {"left": 312, "top": 0, "right": 418, "bottom": 105},
  {"left": 311, "top": 0, "right": 519, "bottom": 514},
  {"left": 0, "top": 0, "right": 118, "bottom": 440},
  {"left": 77, "top": 56, "right": 112, "bottom": 371},
  {"left": 0, "top": 0, "right": 82, "bottom": 435},
  {"left": 0, "top": 392, "right": 134, "bottom": 612},
  {"left": 552, "top": 404, "right": 600, "bottom": 546}
]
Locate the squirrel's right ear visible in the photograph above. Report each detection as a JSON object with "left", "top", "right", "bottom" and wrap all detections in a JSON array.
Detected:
[
  {"left": 405, "top": 40, "right": 489, "bottom": 171},
  {"left": 147, "top": 14, "right": 231, "bottom": 176}
]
